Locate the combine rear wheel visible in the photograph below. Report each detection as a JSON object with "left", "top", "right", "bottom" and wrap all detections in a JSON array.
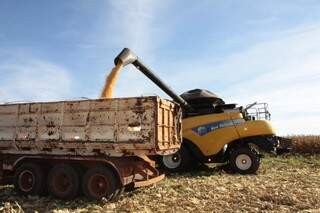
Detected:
[
  {"left": 229, "top": 147, "right": 260, "bottom": 174},
  {"left": 47, "top": 164, "right": 80, "bottom": 199},
  {"left": 14, "top": 163, "right": 46, "bottom": 196},
  {"left": 82, "top": 166, "right": 119, "bottom": 200}
]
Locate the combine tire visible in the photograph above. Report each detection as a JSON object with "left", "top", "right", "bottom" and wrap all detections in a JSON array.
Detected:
[
  {"left": 47, "top": 164, "right": 80, "bottom": 199},
  {"left": 160, "top": 146, "right": 196, "bottom": 172},
  {"left": 14, "top": 163, "right": 46, "bottom": 196},
  {"left": 82, "top": 166, "right": 119, "bottom": 200},
  {"left": 229, "top": 147, "right": 260, "bottom": 174}
]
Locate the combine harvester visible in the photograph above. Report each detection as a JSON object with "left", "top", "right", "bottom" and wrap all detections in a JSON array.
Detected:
[
  {"left": 0, "top": 97, "right": 182, "bottom": 199},
  {"left": 114, "top": 48, "right": 290, "bottom": 174}
]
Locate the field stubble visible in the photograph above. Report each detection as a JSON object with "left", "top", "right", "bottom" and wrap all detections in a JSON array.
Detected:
[{"left": 0, "top": 154, "right": 319, "bottom": 213}]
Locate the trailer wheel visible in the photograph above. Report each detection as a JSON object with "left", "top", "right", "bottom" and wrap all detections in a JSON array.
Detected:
[
  {"left": 82, "top": 166, "right": 119, "bottom": 200},
  {"left": 229, "top": 147, "right": 260, "bottom": 174},
  {"left": 48, "top": 164, "right": 79, "bottom": 199},
  {"left": 160, "top": 146, "right": 195, "bottom": 172},
  {"left": 14, "top": 163, "right": 46, "bottom": 196}
]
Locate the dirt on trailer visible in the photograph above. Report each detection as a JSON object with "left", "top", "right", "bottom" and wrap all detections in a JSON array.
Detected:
[{"left": 1, "top": 155, "right": 319, "bottom": 213}]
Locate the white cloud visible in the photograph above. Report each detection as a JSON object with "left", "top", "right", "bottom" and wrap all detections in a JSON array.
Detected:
[
  {"left": 0, "top": 58, "right": 73, "bottom": 103},
  {"left": 88, "top": 2, "right": 320, "bottom": 135},
  {"left": 163, "top": 23, "right": 320, "bottom": 135},
  {"left": 95, "top": 0, "right": 173, "bottom": 98},
  {"left": 106, "top": 0, "right": 170, "bottom": 59},
  {"left": 221, "top": 26, "right": 320, "bottom": 135}
]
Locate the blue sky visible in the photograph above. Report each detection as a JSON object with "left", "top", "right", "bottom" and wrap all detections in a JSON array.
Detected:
[{"left": 1, "top": 0, "right": 320, "bottom": 135}]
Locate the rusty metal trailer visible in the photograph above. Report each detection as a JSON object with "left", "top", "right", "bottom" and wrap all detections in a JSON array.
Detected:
[{"left": 0, "top": 96, "right": 181, "bottom": 200}]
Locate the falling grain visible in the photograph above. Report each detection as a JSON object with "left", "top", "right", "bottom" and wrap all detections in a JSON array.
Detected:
[{"left": 100, "top": 62, "right": 123, "bottom": 99}]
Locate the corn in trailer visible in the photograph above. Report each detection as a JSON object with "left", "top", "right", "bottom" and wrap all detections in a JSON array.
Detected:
[{"left": 0, "top": 96, "right": 182, "bottom": 200}]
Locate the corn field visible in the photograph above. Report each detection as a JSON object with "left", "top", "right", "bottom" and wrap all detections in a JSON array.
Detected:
[{"left": 288, "top": 135, "right": 320, "bottom": 154}]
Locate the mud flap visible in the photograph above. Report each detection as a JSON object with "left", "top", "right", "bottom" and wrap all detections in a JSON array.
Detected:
[
  {"left": 129, "top": 155, "right": 165, "bottom": 189},
  {"left": 134, "top": 174, "right": 165, "bottom": 188}
]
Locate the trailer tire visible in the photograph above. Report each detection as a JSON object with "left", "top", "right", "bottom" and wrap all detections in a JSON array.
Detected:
[
  {"left": 160, "top": 146, "right": 196, "bottom": 172},
  {"left": 14, "top": 163, "right": 46, "bottom": 196},
  {"left": 82, "top": 166, "right": 119, "bottom": 201},
  {"left": 47, "top": 164, "right": 80, "bottom": 200},
  {"left": 229, "top": 147, "right": 260, "bottom": 174}
]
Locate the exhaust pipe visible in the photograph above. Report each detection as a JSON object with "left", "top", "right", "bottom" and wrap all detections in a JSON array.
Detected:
[{"left": 114, "top": 48, "right": 193, "bottom": 112}]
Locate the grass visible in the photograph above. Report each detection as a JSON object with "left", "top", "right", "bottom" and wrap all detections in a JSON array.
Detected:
[{"left": 1, "top": 154, "right": 320, "bottom": 213}]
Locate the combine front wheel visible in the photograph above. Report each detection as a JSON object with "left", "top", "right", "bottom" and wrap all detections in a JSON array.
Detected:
[{"left": 229, "top": 147, "right": 260, "bottom": 174}]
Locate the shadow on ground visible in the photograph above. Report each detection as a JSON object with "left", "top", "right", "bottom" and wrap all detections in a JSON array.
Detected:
[{"left": 0, "top": 164, "right": 231, "bottom": 212}]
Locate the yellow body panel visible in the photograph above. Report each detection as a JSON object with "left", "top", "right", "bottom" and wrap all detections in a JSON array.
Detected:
[
  {"left": 183, "top": 112, "right": 243, "bottom": 129},
  {"left": 235, "top": 120, "right": 276, "bottom": 138},
  {"left": 182, "top": 112, "right": 276, "bottom": 156}
]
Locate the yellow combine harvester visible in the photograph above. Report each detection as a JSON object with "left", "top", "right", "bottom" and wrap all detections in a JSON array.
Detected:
[{"left": 114, "top": 48, "right": 290, "bottom": 174}]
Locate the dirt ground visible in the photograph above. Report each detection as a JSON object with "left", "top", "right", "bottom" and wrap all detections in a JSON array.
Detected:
[{"left": 0, "top": 154, "right": 319, "bottom": 213}]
